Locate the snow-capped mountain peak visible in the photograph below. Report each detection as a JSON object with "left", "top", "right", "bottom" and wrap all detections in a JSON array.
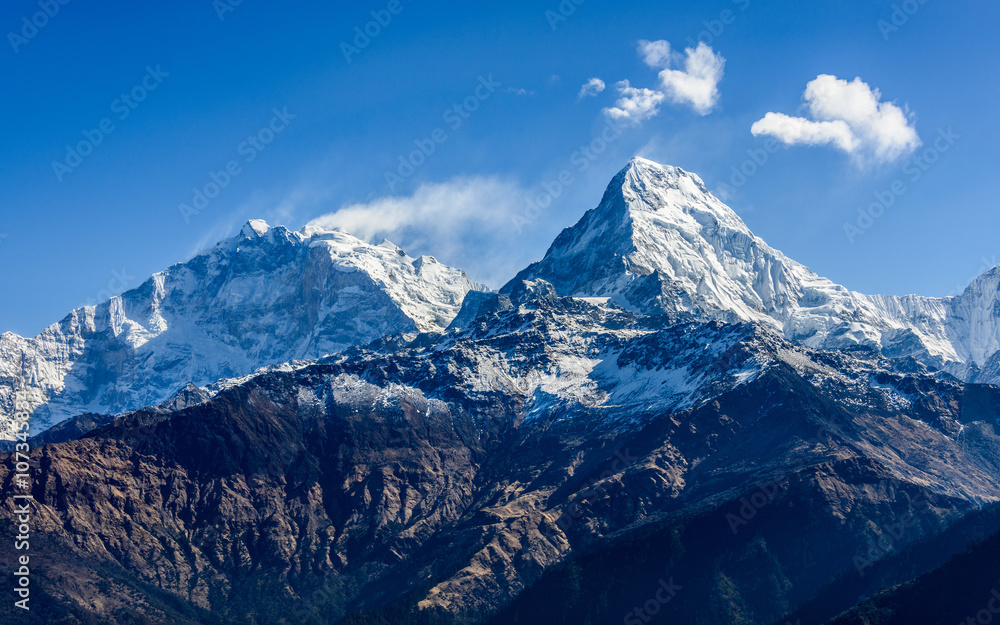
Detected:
[
  {"left": 615, "top": 157, "right": 741, "bottom": 226},
  {"left": 507, "top": 157, "right": 1000, "bottom": 384},
  {"left": 0, "top": 221, "right": 488, "bottom": 438},
  {"left": 506, "top": 158, "right": 809, "bottom": 322},
  {"left": 242, "top": 218, "right": 272, "bottom": 237}
]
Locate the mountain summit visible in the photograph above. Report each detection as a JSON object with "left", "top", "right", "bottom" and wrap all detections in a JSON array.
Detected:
[{"left": 506, "top": 157, "right": 1000, "bottom": 383}]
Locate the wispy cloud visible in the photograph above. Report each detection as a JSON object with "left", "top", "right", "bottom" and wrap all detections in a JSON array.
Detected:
[
  {"left": 751, "top": 74, "right": 920, "bottom": 165},
  {"left": 578, "top": 77, "right": 606, "bottom": 99},
  {"left": 306, "top": 176, "right": 530, "bottom": 287},
  {"left": 601, "top": 39, "right": 725, "bottom": 124}
]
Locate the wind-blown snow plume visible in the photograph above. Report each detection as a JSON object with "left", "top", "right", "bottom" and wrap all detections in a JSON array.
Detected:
[{"left": 306, "top": 175, "right": 534, "bottom": 287}]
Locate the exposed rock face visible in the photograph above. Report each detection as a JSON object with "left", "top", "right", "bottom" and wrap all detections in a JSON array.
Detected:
[
  {"left": 0, "top": 221, "right": 487, "bottom": 439},
  {"left": 4, "top": 287, "right": 1000, "bottom": 624}
]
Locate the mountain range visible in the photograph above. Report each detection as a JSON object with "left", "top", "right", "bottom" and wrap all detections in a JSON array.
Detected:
[
  {"left": 7, "top": 158, "right": 1000, "bottom": 441},
  {"left": 2, "top": 158, "right": 999, "bottom": 624}
]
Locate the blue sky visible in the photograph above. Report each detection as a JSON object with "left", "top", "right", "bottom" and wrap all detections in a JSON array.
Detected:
[{"left": 1, "top": 0, "right": 997, "bottom": 336}]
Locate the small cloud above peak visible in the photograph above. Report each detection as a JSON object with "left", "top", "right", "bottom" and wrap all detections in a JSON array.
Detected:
[
  {"left": 600, "top": 40, "right": 725, "bottom": 124},
  {"left": 603, "top": 80, "right": 665, "bottom": 125},
  {"left": 578, "top": 77, "right": 606, "bottom": 99},
  {"left": 656, "top": 43, "right": 725, "bottom": 116},
  {"left": 638, "top": 39, "right": 672, "bottom": 69}
]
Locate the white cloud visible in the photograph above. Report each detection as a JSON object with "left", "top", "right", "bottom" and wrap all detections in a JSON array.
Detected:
[
  {"left": 638, "top": 39, "right": 672, "bottom": 69},
  {"left": 751, "top": 74, "right": 921, "bottom": 165},
  {"left": 306, "top": 176, "right": 529, "bottom": 287},
  {"left": 751, "top": 113, "right": 858, "bottom": 152},
  {"left": 308, "top": 176, "right": 517, "bottom": 244},
  {"left": 578, "top": 77, "right": 606, "bottom": 99},
  {"left": 602, "top": 80, "right": 665, "bottom": 126},
  {"left": 655, "top": 43, "right": 725, "bottom": 116},
  {"left": 601, "top": 40, "right": 724, "bottom": 123}
]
